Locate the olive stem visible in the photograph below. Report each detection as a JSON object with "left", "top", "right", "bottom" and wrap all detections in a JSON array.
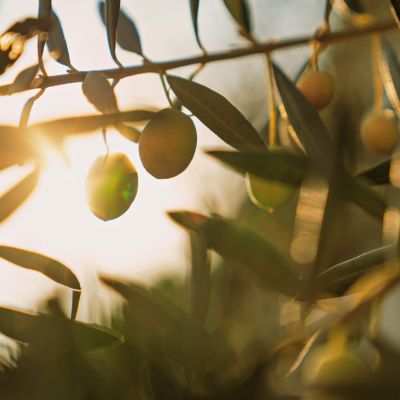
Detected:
[{"left": 0, "top": 18, "right": 396, "bottom": 96}]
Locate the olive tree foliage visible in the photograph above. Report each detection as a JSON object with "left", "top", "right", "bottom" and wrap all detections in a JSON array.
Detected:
[{"left": 0, "top": 0, "right": 400, "bottom": 398}]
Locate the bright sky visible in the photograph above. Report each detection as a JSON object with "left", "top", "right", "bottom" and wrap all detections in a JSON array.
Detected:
[{"left": 0, "top": 0, "right": 321, "bottom": 320}]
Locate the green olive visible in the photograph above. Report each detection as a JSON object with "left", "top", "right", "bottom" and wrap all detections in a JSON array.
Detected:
[
  {"left": 361, "top": 109, "right": 399, "bottom": 154},
  {"left": 245, "top": 148, "right": 295, "bottom": 211},
  {"left": 139, "top": 108, "right": 197, "bottom": 179},
  {"left": 86, "top": 153, "right": 138, "bottom": 221},
  {"left": 298, "top": 70, "right": 335, "bottom": 110}
]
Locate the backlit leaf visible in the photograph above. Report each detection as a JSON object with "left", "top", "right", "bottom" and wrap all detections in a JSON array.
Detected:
[
  {"left": 223, "top": 0, "right": 251, "bottom": 34},
  {"left": 0, "top": 245, "right": 80, "bottom": 290},
  {"left": 190, "top": 0, "right": 204, "bottom": 51},
  {"left": 8, "top": 64, "right": 39, "bottom": 94},
  {"left": 0, "top": 167, "right": 39, "bottom": 224},
  {"left": 115, "top": 122, "right": 141, "bottom": 142},
  {"left": 273, "top": 63, "right": 333, "bottom": 171},
  {"left": 207, "top": 150, "right": 307, "bottom": 186},
  {"left": 167, "top": 75, "right": 265, "bottom": 151},
  {"left": 0, "top": 306, "right": 122, "bottom": 350},
  {"left": 82, "top": 72, "right": 118, "bottom": 114},
  {"left": 99, "top": 1, "right": 143, "bottom": 56},
  {"left": 104, "top": 0, "right": 122, "bottom": 66},
  {"left": 168, "top": 212, "right": 301, "bottom": 296},
  {"left": 37, "top": 0, "right": 51, "bottom": 71},
  {"left": 47, "top": 11, "right": 74, "bottom": 69}
]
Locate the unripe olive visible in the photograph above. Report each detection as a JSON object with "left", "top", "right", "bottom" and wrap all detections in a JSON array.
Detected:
[
  {"left": 86, "top": 153, "right": 138, "bottom": 221},
  {"left": 139, "top": 108, "right": 197, "bottom": 179},
  {"left": 245, "top": 148, "right": 295, "bottom": 211},
  {"left": 361, "top": 109, "right": 399, "bottom": 154},
  {"left": 298, "top": 70, "right": 335, "bottom": 110}
]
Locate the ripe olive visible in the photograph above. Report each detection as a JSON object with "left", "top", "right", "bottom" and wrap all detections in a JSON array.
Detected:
[
  {"left": 361, "top": 109, "right": 399, "bottom": 154},
  {"left": 139, "top": 108, "right": 197, "bottom": 179},
  {"left": 245, "top": 148, "right": 295, "bottom": 211},
  {"left": 86, "top": 153, "right": 138, "bottom": 221},
  {"left": 298, "top": 70, "right": 335, "bottom": 110}
]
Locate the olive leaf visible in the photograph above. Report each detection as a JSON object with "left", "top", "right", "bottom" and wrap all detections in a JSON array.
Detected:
[
  {"left": 272, "top": 63, "right": 333, "bottom": 170},
  {"left": 222, "top": 0, "right": 251, "bottom": 34},
  {"left": 207, "top": 150, "right": 308, "bottom": 186},
  {"left": 82, "top": 72, "right": 118, "bottom": 114},
  {"left": 99, "top": 1, "right": 143, "bottom": 56},
  {"left": 391, "top": 0, "right": 400, "bottom": 26},
  {"left": 8, "top": 64, "right": 39, "bottom": 94},
  {"left": 0, "top": 245, "right": 80, "bottom": 290},
  {"left": 0, "top": 167, "right": 40, "bottom": 224},
  {"left": 358, "top": 160, "right": 390, "bottom": 185},
  {"left": 104, "top": 0, "right": 122, "bottom": 66},
  {"left": 190, "top": 231, "right": 210, "bottom": 327},
  {"left": 168, "top": 211, "right": 302, "bottom": 297},
  {"left": 37, "top": 0, "right": 52, "bottom": 71},
  {"left": 167, "top": 75, "right": 265, "bottom": 151},
  {"left": 190, "top": 0, "right": 205, "bottom": 52},
  {"left": 47, "top": 11, "right": 74, "bottom": 69},
  {"left": 102, "top": 277, "right": 213, "bottom": 368},
  {"left": 316, "top": 245, "right": 395, "bottom": 297},
  {"left": 114, "top": 122, "right": 141, "bottom": 143},
  {"left": 0, "top": 306, "right": 122, "bottom": 350}
]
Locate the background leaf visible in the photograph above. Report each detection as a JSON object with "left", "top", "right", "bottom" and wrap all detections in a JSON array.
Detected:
[
  {"left": 8, "top": 64, "right": 39, "bottom": 94},
  {"left": 391, "top": 0, "right": 400, "bottom": 26},
  {"left": 167, "top": 75, "right": 265, "bottom": 151},
  {"left": 0, "top": 167, "right": 39, "bottom": 224},
  {"left": 99, "top": 1, "right": 143, "bottom": 56},
  {"left": 222, "top": 0, "right": 251, "bottom": 34},
  {"left": 190, "top": 0, "right": 205, "bottom": 52},
  {"left": 0, "top": 245, "right": 80, "bottom": 290},
  {"left": 37, "top": 0, "right": 51, "bottom": 72},
  {"left": 104, "top": 0, "right": 122, "bottom": 66},
  {"left": 47, "top": 11, "right": 74, "bottom": 69}
]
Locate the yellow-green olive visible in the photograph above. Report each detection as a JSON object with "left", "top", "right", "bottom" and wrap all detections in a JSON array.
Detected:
[
  {"left": 298, "top": 70, "right": 335, "bottom": 110},
  {"left": 139, "top": 108, "right": 197, "bottom": 179},
  {"left": 86, "top": 153, "right": 138, "bottom": 221}
]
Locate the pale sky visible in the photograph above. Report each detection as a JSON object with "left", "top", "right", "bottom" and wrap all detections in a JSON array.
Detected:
[{"left": 0, "top": 0, "right": 322, "bottom": 320}]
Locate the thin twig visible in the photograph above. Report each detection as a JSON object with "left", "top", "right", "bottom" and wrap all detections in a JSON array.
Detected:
[{"left": 0, "top": 18, "right": 396, "bottom": 96}]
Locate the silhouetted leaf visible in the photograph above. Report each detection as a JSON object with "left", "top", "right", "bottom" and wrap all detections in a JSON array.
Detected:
[
  {"left": 0, "top": 306, "right": 122, "bottom": 350},
  {"left": 0, "top": 167, "right": 39, "bottom": 224},
  {"left": 391, "top": 0, "right": 400, "bottom": 26},
  {"left": 168, "top": 212, "right": 301, "bottom": 296},
  {"left": 115, "top": 122, "right": 141, "bottom": 142},
  {"left": 37, "top": 0, "right": 52, "bottom": 70},
  {"left": 167, "top": 75, "right": 265, "bottom": 151},
  {"left": 207, "top": 150, "right": 307, "bottom": 186},
  {"left": 47, "top": 11, "right": 74, "bottom": 69},
  {"left": 190, "top": 0, "right": 205, "bottom": 51},
  {"left": 273, "top": 64, "right": 333, "bottom": 171},
  {"left": 8, "top": 64, "right": 39, "bottom": 94},
  {"left": 99, "top": 1, "right": 143, "bottom": 56},
  {"left": 104, "top": 0, "right": 122, "bottom": 66},
  {"left": 358, "top": 160, "right": 390, "bottom": 185},
  {"left": 102, "top": 277, "right": 213, "bottom": 367},
  {"left": 223, "top": 0, "right": 251, "bottom": 34},
  {"left": 381, "top": 39, "right": 400, "bottom": 114},
  {"left": 190, "top": 231, "right": 210, "bottom": 327},
  {"left": 31, "top": 109, "right": 155, "bottom": 138},
  {"left": 82, "top": 72, "right": 118, "bottom": 114},
  {"left": 0, "top": 245, "right": 80, "bottom": 290},
  {"left": 316, "top": 245, "right": 395, "bottom": 296}
]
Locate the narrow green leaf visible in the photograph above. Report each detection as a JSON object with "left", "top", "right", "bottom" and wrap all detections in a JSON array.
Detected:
[
  {"left": 317, "top": 245, "right": 395, "bottom": 296},
  {"left": 104, "top": 0, "right": 122, "bottom": 66},
  {"left": 207, "top": 150, "right": 307, "bottom": 186},
  {"left": 82, "top": 72, "right": 118, "bottom": 114},
  {"left": 47, "top": 11, "right": 74, "bottom": 69},
  {"left": 8, "top": 64, "right": 39, "bottom": 94},
  {"left": 357, "top": 160, "right": 390, "bottom": 185},
  {"left": 102, "top": 277, "right": 212, "bottom": 367},
  {"left": 0, "top": 245, "right": 80, "bottom": 290},
  {"left": 0, "top": 306, "right": 122, "bottom": 350},
  {"left": 168, "top": 212, "right": 302, "bottom": 297},
  {"left": 190, "top": 231, "right": 210, "bottom": 327},
  {"left": 0, "top": 167, "right": 39, "bottom": 224},
  {"left": 99, "top": 1, "right": 143, "bottom": 56},
  {"left": 190, "top": 0, "right": 204, "bottom": 51},
  {"left": 31, "top": 109, "right": 155, "bottom": 137},
  {"left": 273, "top": 64, "right": 333, "bottom": 169},
  {"left": 167, "top": 75, "right": 265, "bottom": 151},
  {"left": 223, "top": 0, "right": 251, "bottom": 34}
]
